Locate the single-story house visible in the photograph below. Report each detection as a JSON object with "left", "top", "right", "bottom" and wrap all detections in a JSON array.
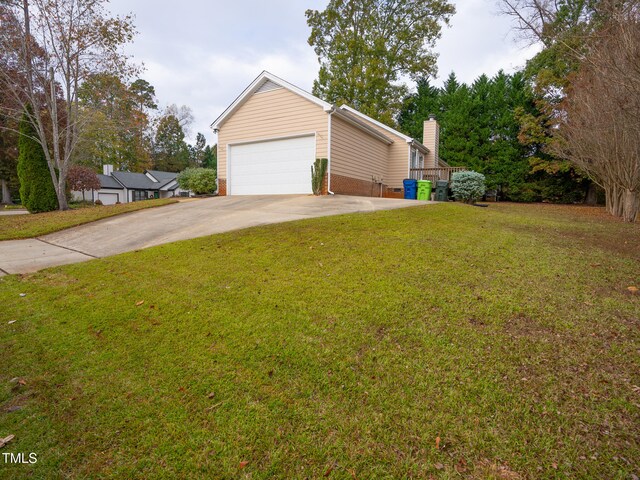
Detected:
[
  {"left": 211, "top": 70, "right": 449, "bottom": 197},
  {"left": 71, "top": 165, "right": 189, "bottom": 205}
]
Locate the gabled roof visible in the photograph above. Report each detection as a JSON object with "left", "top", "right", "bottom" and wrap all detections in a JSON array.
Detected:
[
  {"left": 111, "top": 171, "right": 162, "bottom": 190},
  {"left": 98, "top": 174, "right": 124, "bottom": 189},
  {"left": 145, "top": 170, "right": 178, "bottom": 188},
  {"left": 146, "top": 170, "right": 176, "bottom": 182},
  {"left": 338, "top": 105, "right": 429, "bottom": 153},
  {"left": 211, "top": 71, "right": 332, "bottom": 131},
  {"left": 160, "top": 179, "right": 179, "bottom": 191}
]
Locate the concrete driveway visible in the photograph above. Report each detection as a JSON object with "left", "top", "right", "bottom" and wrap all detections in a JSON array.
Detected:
[{"left": 0, "top": 195, "right": 430, "bottom": 275}]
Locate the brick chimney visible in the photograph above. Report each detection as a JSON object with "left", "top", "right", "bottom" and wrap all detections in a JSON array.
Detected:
[
  {"left": 103, "top": 164, "right": 113, "bottom": 176},
  {"left": 423, "top": 115, "right": 440, "bottom": 169}
]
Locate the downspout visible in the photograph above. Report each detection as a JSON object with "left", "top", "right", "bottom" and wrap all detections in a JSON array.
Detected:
[{"left": 327, "top": 107, "right": 335, "bottom": 195}]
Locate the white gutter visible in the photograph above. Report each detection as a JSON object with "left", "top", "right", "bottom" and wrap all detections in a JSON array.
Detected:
[{"left": 327, "top": 107, "right": 335, "bottom": 195}]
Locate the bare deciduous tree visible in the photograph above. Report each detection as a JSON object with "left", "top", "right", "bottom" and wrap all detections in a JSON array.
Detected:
[
  {"left": 501, "top": 0, "right": 639, "bottom": 221},
  {"left": 552, "top": 13, "right": 640, "bottom": 222},
  {"left": 0, "top": 0, "right": 136, "bottom": 210}
]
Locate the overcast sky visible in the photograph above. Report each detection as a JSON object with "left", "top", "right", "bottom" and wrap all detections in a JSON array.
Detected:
[{"left": 107, "top": 0, "right": 540, "bottom": 145}]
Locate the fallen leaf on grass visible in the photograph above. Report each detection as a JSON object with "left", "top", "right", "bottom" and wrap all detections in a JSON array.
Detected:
[
  {"left": 207, "top": 392, "right": 215, "bottom": 399},
  {"left": 239, "top": 460, "right": 249, "bottom": 469},
  {"left": 135, "top": 300, "right": 145, "bottom": 306},
  {"left": 18, "top": 379, "right": 26, "bottom": 386},
  {"left": 324, "top": 465, "right": 334, "bottom": 476},
  {"left": 7, "top": 320, "right": 16, "bottom": 324},
  {"left": 0, "top": 435, "right": 15, "bottom": 448},
  {"left": 627, "top": 286, "right": 638, "bottom": 293},
  {"left": 435, "top": 435, "right": 441, "bottom": 450},
  {"left": 205, "top": 401, "right": 224, "bottom": 411},
  {"left": 551, "top": 462, "right": 558, "bottom": 469},
  {"left": 434, "top": 463, "right": 444, "bottom": 470}
]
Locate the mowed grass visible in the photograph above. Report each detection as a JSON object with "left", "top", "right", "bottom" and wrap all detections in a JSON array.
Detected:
[
  {"left": 0, "top": 198, "right": 178, "bottom": 240},
  {"left": 0, "top": 202, "right": 638, "bottom": 479}
]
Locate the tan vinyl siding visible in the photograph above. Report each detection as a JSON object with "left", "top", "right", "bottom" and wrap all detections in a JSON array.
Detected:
[
  {"left": 331, "top": 115, "right": 387, "bottom": 182},
  {"left": 423, "top": 120, "right": 439, "bottom": 169},
  {"left": 217, "top": 88, "right": 328, "bottom": 180},
  {"left": 341, "top": 117, "right": 410, "bottom": 188}
]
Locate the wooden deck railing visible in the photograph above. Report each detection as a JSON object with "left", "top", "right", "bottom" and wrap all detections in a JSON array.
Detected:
[{"left": 409, "top": 167, "right": 467, "bottom": 182}]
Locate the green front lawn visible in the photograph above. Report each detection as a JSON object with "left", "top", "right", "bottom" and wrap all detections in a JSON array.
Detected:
[
  {"left": 1, "top": 203, "right": 638, "bottom": 478},
  {"left": 0, "top": 198, "right": 179, "bottom": 241}
]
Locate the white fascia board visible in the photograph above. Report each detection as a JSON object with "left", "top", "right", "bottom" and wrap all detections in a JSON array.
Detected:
[
  {"left": 211, "top": 71, "right": 332, "bottom": 131},
  {"left": 160, "top": 179, "right": 177, "bottom": 191},
  {"left": 144, "top": 171, "right": 159, "bottom": 182},
  {"left": 410, "top": 140, "right": 429, "bottom": 154},
  {"left": 339, "top": 105, "right": 414, "bottom": 143}
]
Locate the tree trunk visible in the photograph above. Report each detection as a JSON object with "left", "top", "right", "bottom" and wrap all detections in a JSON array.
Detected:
[
  {"left": 621, "top": 189, "right": 639, "bottom": 223},
  {"left": 56, "top": 175, "right": 69, "bottom": 210},
  {"left": 1, "top": 179, "right": 13, "bottom": 204},
  {"left": 584, "top": 181, "right": 598, "bottom": 205},
  {"left": 605, "top": 184, "right": 623, "bottom": 217}
]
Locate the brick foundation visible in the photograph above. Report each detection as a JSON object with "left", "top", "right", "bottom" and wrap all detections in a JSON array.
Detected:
[
  {"left": 218, "top": 175, "right": 404, "bottom": 199},
  {"left": 383, "top": 188, "right": 405, "bottom": 199},
  {"left": 329, "top": 173, "right": 388, "bottom": 198},
  {"left": 217, "top": 179, "right": 227, "bottom": 196}
]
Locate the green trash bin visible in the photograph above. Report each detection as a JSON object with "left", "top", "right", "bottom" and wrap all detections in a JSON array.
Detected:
[
  {"left": 417, "top": 180, "right": 432, "bottom": 201},
  {"left": 435, "top": 180, "right": 449, "bottom": 202}
]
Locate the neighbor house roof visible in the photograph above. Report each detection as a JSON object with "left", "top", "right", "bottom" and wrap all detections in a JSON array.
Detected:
[
  {"left": 98, "top": 174, "right": 124, "bottom": 189},
  {"left": 111, "top": 171, "right": 163, "bottom": 190},
  {"left": 146, "top": 170, "right": 177, "bottom": 184},
  {"left": 159, "top": 179, "right": 180, "bottom": 191},
  {"left": 211, "top": 71, "right": 332, "bottom": 131}
]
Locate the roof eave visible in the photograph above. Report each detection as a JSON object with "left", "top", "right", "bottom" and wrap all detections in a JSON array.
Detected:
[
  {"left": 333, "top": 109, "right": 394, "bottom": 145},
  {"left": 409, "top": 139, "right": 429, "bottom": 154},
  {"left": 338, "top": 105, "right": 413, "bottom": 142}
]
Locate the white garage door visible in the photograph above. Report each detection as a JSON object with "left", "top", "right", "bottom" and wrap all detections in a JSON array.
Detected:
[
  {"left": 229, "top": 135, "right": 315, "bottom": 195},
  {"left": 98, "top": 192, "right": 119, "bottom": 205}
]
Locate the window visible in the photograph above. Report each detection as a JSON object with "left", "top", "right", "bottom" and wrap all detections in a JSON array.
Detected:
[
  {"left": 132, "top": 190, "right": 146, "bottom": 202},
  {"left": 410, "top": 149, "right": 418, "bottom": 169}
]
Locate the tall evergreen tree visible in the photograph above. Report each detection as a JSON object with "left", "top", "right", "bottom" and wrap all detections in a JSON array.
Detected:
[
  {"left": 153, "top": 114, "right": 189, "bottom": 172},
  {"left": 203, "top": 144, "right": 217, "bottom": 171},
  {"left": 397, "top": 78, "right": 440, "bottom": 140},
  {"left": 189, "top": 133, "right": 207, "bottom": 167},
  {"left": 17, "top": 112, "right": 58, "bottom": 212},
  {"left": 397, "top": 70, "right": 588, "bottom": 201}
]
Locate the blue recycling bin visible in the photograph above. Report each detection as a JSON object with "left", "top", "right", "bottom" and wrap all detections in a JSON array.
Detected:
[{"left": 403, "top": 179, "right": 418, "bottom": 200}]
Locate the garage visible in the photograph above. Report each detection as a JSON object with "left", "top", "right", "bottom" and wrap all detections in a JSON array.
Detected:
[
  {"left": 228, "top": 135, "right": 315, "bottom": 195},
  {"left": 98, "top": 192, "right": 119, "bottom": 205}
]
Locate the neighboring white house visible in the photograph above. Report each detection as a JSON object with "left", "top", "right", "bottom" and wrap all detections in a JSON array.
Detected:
[{"left": 71, "top": 165, "right": 190, "bottom": 205}]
